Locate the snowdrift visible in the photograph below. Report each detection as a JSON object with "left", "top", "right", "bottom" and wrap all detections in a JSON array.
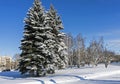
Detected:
[{"left": 0, "top": 63, "right": 120, "bottom": 84}]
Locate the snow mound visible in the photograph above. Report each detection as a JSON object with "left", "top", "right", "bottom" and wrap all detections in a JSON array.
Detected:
[{"left": 82, "top": 70, "right": 120, "bottom": 79}]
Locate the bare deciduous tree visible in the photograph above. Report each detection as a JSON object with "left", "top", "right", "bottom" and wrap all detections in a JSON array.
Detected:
[
  {"left": 64, "top": 33, "right": 74, "bottom": 67},
  {"left": 103, "top": 48, "right": 115, "bottom": 68},
  {"left": 75, "top": 34, "right": 85, "bottom": 68},
  {"left": 87, "top": 37, "right": 104, "bottom": 67}
]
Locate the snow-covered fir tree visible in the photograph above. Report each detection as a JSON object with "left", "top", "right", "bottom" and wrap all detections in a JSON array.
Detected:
[
  {"left": 19, "top": 0, "right": 53, "bottom": 76},
  {"left": 46, "top": 5, "right": 68, "bottom": 69},
  {"left": 19, "top": 0, "right": 68, "bottom": 76}
]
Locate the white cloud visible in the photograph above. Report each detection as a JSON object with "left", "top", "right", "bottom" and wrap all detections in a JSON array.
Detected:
[
  {"left": 96, "top": 29, "right": 120, "bottom": 54},
  {"left": 97, "top": 30, "right": 120, "bottom": 37},
  {"left": 105, "top": 39, "right": 120, "bottom": 54}
]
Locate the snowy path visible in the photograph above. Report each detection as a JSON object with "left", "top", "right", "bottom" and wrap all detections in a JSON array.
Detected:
[{"left": 0, "top": 63, "right": 120, "bottom": 84}]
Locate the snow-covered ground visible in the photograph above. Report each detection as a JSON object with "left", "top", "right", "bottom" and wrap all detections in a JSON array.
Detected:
[{"left": 0, "top": 62, "right": 120, "bottom": 84}]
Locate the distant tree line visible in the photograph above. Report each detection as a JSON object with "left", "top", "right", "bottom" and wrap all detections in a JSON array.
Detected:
[{"left": 64, "top": 33, "right": 116, "bottom": 68}]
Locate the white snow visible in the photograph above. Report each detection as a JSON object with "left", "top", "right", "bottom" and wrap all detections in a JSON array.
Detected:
[{"left": 0, "top": 62, "right": 120, "bottom": 84}]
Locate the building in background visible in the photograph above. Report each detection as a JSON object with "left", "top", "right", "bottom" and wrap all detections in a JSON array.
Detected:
[{"left": 0, "top": 56, "right": 12, "bottom": 71}]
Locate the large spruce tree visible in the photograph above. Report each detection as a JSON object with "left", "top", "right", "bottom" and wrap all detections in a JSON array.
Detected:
[
  {"left": 19, "top": 0, "right": 67, "bottom": 76},
  {"left": 46, "top": 5, "right": 68, "bottom": 69},
  {"left": 19, "top": 0, "right": 52, "bottom": 76}
]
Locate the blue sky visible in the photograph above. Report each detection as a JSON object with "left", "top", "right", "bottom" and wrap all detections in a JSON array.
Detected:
[{"left": 0, "top": 0, "right": 120, "bottom": 56}]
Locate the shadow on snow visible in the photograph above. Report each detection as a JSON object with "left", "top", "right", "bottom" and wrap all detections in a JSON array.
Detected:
[{"left": 0, "top": 71, "right": 45, "bottom": 84}]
